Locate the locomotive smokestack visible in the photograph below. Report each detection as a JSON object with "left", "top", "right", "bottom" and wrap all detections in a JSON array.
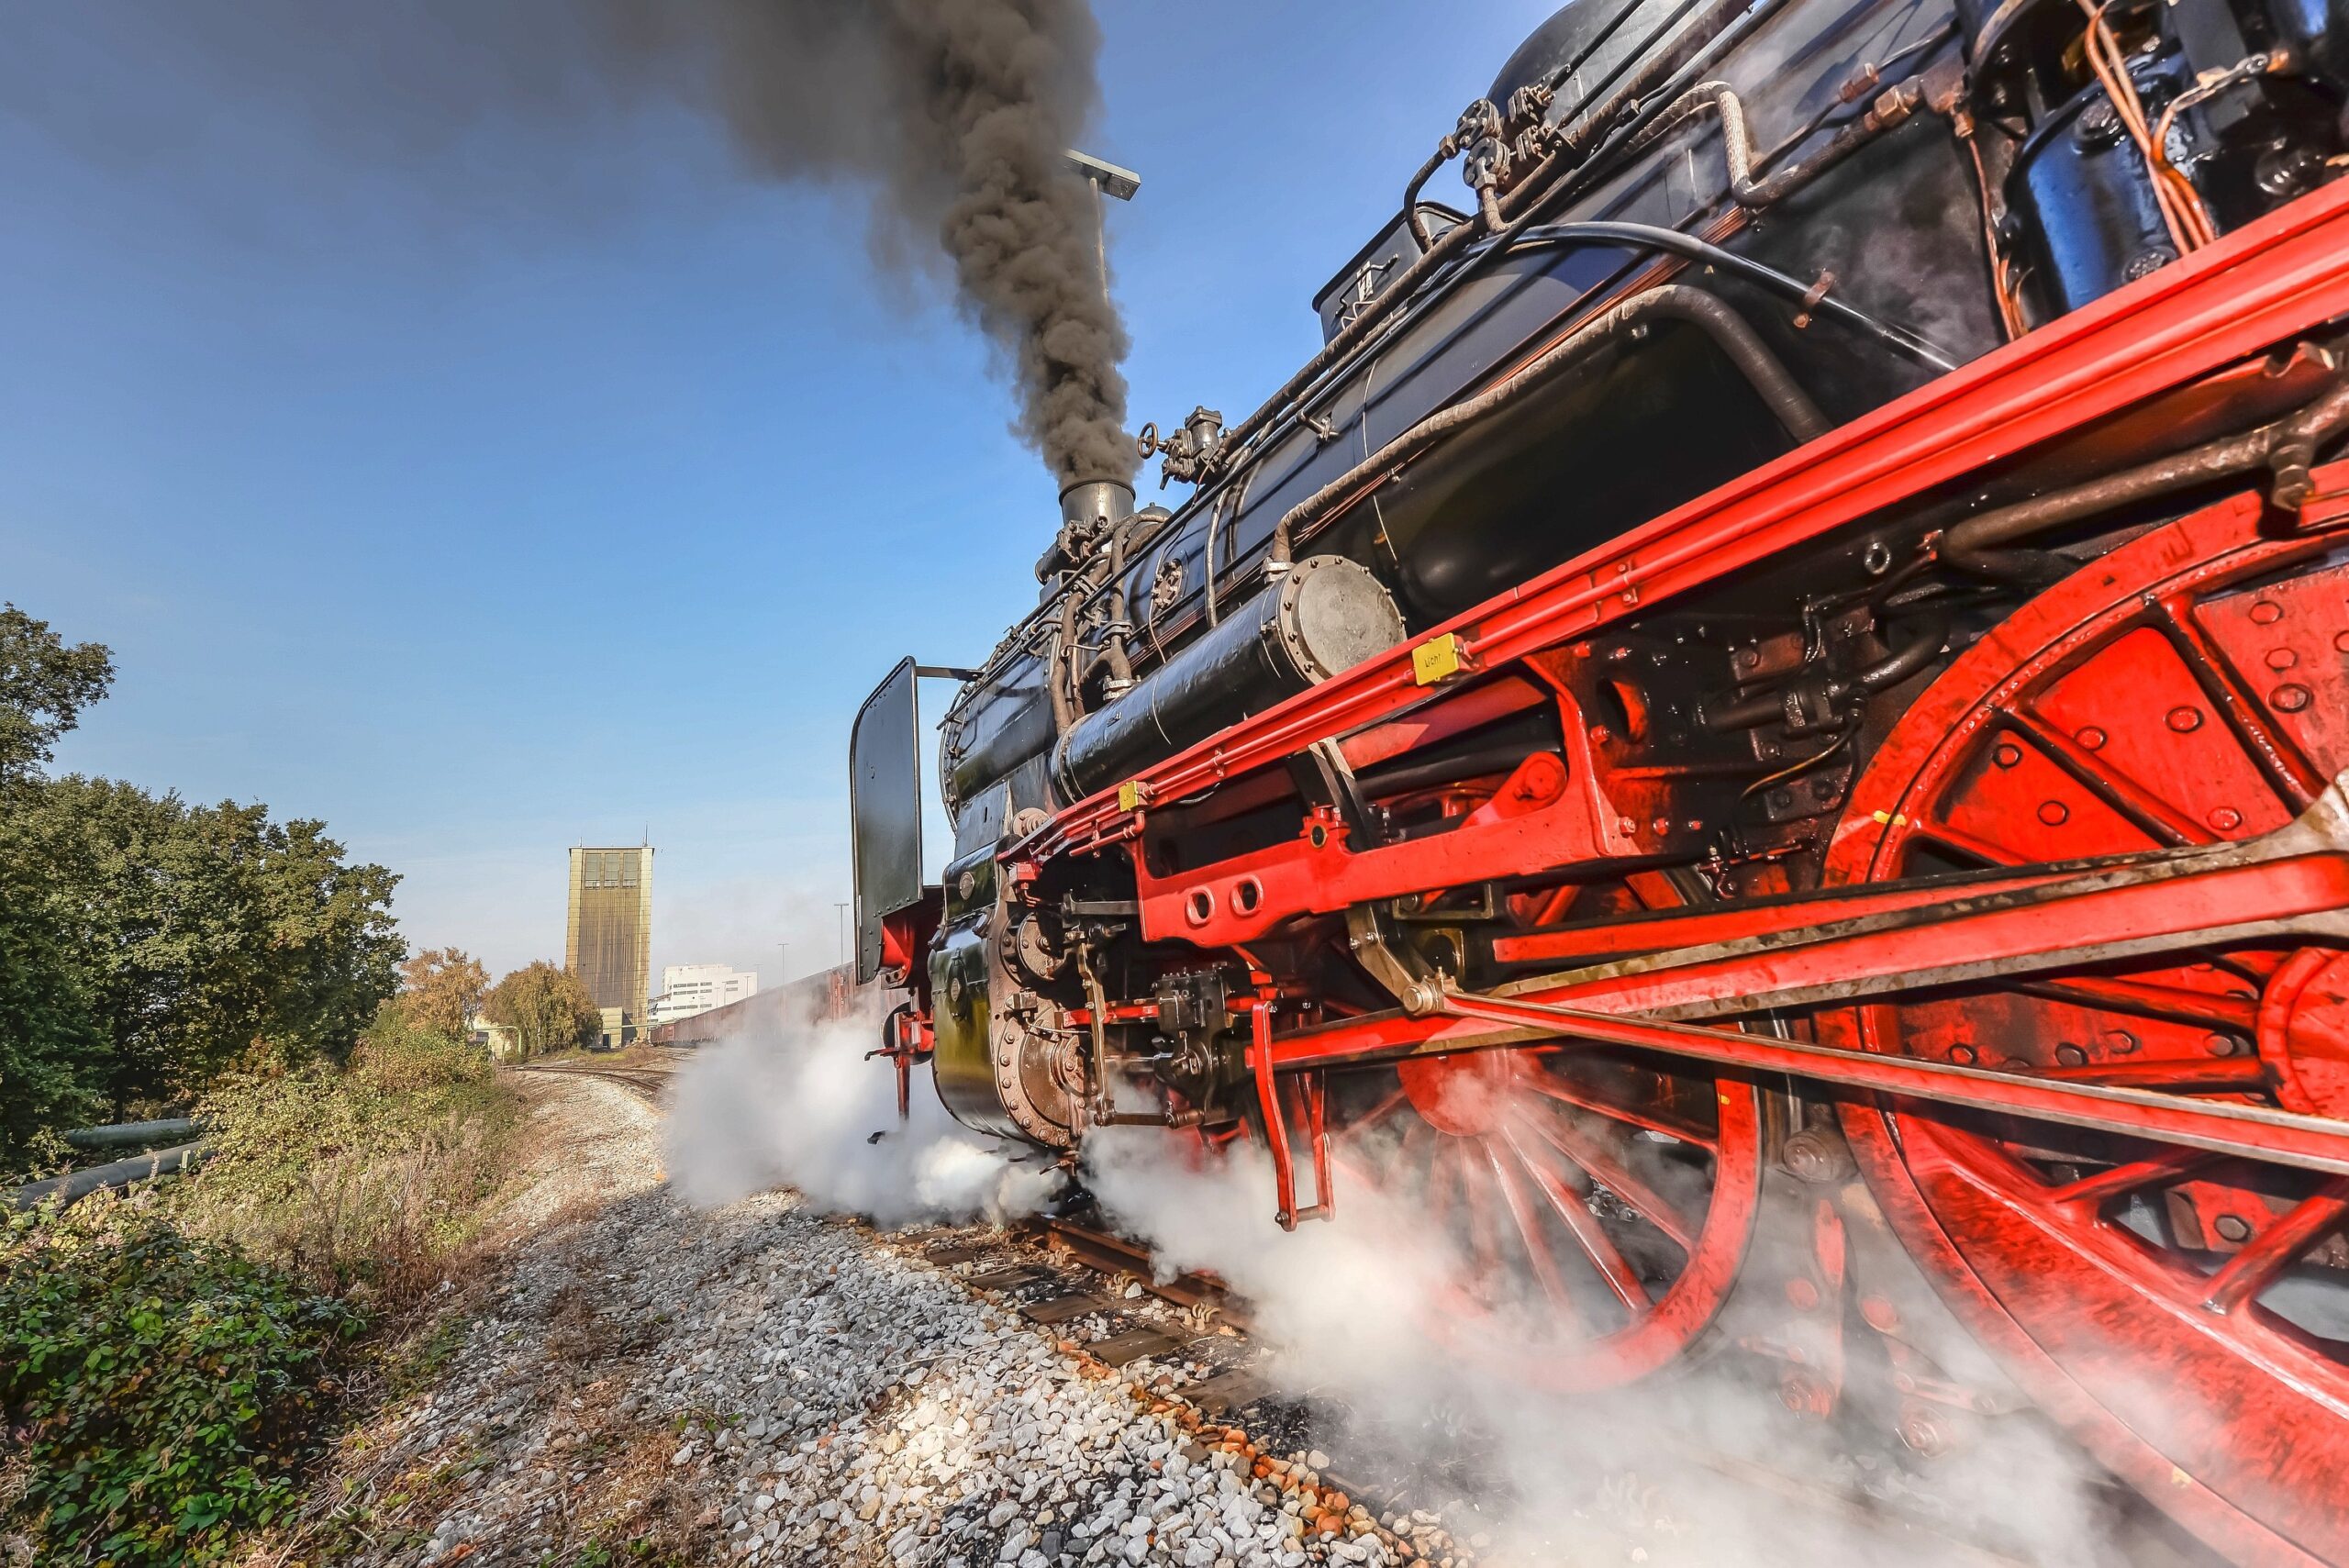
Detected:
[
  {"left": 1037, "top": 475, "right": 1135, "bottom": 578},
  {"left": 1059, "top": 478, "right": 1135, "bottom": 538}
]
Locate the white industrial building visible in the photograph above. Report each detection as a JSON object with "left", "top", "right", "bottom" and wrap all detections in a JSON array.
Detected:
[{"left": 649, "top": 963, "right": 759, "bottom": 1025}]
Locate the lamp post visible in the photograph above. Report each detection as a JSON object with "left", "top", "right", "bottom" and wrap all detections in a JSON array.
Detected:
[
  {"left": 835, "top": 902, "right": 851, "bottom": 969},
  {"left": 1063, "top": 149, "right": 1140, "bottom": 305}
]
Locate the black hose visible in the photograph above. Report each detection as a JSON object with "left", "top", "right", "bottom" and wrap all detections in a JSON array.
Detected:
[
  {"left": 1552, "top": 0, "right": 1719, "bottom": 133},
  {"left": 1542, "top": 0, "right": 1689, "bottom": 104},
  {"left": 1754, "top": 22, "right": 1958, "bottom": 165},
  {"left": 1492, "top": 220, "right": 1956, "bottom": 370},
  {"left": 1267, "top": 284, "right": 1827, "bottom": 573},
  {"left": 1854, "top": 610, "right": 1951, "bottom": 694},
  {"left": 1478, "top": 0, "right": 1793, "bottom": 276},
  {"left": 1233, "top": 0, "right": 1794, "bottom": 486}
]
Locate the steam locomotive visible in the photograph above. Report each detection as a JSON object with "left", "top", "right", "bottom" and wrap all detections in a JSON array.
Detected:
[{"left": 849, "top": 0, "right": 2349, "bottom": 1556}]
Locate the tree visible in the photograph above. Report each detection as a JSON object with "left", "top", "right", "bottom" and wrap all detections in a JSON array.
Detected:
[
  {"left": 0, "top": 602, "right": 404, "bottom": 1170},
  {"left": 2, "top": 779, "right": 404, "bottom": 1140},
  {"left": 399, "top": 948, "right": 489, "bottom": 1042},
  {"left": 0, "top": 604, "right": 114, "bottom": 783},
  {"left": 0, "top": 605, "right": 117, "bottom": 1162},
  {"left": 483, "top": 962, "right": 604, "bottom": 1060},
  {"left": 0, "top": 850, "right": 107, "bottom": 1164}
]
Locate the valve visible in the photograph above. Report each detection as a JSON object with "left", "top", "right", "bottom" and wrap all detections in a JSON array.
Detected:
[{"left": 1139, "top": 405, "right": 1227, "bottom": 487}]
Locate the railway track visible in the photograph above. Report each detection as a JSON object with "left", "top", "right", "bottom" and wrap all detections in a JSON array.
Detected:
[
  {"left": 886, "top": 1214, "right": 2085, "bottom": 1568},
  {"left": 514, "top": 1045, "right": 2136, "bottom": 1565},
  {"left": 514, "top": 1048, "right": 687, "bottom": 1107}
]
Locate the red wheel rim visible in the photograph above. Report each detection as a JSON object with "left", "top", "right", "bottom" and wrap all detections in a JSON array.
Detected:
[{"left": 1823, "top": 493, "right": 2349, "bottom": 1565}]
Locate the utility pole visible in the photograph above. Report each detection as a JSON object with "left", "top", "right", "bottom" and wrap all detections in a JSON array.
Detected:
[{"left": 775, "top": 940, "right": 788, "bottom": 987}]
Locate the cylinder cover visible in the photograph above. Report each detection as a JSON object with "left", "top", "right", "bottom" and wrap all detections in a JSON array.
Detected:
[{"left": 1052, "top": 553, "right": 1406, "bottom": 799}]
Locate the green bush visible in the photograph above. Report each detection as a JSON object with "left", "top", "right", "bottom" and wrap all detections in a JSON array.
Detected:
[
  {"left": 174, "top": 1013, "right": 517, "bottom": 1302},
  {"left": 0, "top": 1207, "right": 365, "bottom": 1566}
]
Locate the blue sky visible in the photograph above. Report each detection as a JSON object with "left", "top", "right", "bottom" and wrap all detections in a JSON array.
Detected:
[{"left": 1, "top": 1, "right": 1552, "bottom": 986}]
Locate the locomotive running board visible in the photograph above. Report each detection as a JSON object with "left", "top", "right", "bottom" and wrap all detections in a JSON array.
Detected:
[{"left": 1019, "top": 176, "right": 2349, "bottom": 865}]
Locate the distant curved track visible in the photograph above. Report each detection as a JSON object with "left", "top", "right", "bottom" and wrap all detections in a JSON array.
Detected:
[{"left": 515, "top": 1050, "right": 686, "bottom": 1108}]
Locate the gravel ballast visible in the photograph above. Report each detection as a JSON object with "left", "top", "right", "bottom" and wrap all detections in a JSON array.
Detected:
[{"left": 317, "top": 1072, "right": 1443, "bottom": 1568}]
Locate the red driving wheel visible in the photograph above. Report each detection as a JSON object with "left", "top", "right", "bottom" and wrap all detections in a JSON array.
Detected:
[
  {"left": 1821, "top": 493, "right": 2349, "bottom": 1564},
  {"left": 1328, "top": 876, "right": 1767, "bottom": 1391}
]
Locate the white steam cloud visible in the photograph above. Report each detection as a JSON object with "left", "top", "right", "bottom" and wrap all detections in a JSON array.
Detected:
[
  {"left": 663, "top": 1006, "right": 1058, "bottom": 1229},
  {"left": 1085, "top": 1125, "right": 2136, "bottom": 1568},
  {"left": 664, "top": 1015, "right": 2153, "bottom": 1564}
]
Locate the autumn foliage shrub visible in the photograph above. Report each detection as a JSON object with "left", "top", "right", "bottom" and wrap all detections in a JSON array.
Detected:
[
  {"left": 0, "top": 1207, "right": 364, "bottom": 1566},
  {"left": 173, "top": 1012, "right": 518, "bottom": 1303}
]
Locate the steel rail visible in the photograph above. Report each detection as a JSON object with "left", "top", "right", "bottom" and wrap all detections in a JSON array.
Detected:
[{"left": 1016, "top": 177, "right": 2349, "bottom": 865}]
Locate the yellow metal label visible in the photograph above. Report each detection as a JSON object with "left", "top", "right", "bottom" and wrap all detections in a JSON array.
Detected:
[
  {"left": 1413, "top": 632, "right": 1465, "bottom": 685},
  {"left": 1118, "top": 779, "right": 1149, "bottom": 813}
]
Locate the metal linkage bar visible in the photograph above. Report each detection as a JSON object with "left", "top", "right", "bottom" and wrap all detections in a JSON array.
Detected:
[
  {"left": 1425, "top": 991, "right": 2349, "bottom": 1177},
  {"left": 1278, "top": 771, "right": 2349, "bottom": 1059},
  {"left": 1247, "top": 995, "right": 1331, "bottom": 1230},
  {"left": 1255, "top": 775, "right": 2349, "bottom": 1173},
  {"left": 1500, "top": 772, "right": 2349, "bottom": 1020}
]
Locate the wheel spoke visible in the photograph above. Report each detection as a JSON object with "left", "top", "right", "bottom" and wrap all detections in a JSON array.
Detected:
[
  {"left": 1462, "top": 1140, "right": 1509, "bottom": 1291},
  {"left": 1520, "top": 1072, "right": 1717, "bottom": 1151},
  {"left": 1506, "top": 1125, "right": 1653, "bottom": 1313},
  {"left": 1425, "top": 1139, "right": 1463, "bottom": 1235},
  {"left": 1353, "top": 1084, "right": 1410, "bottom": 1136},
  {"left": 1518, "top": 1099, "right": 1699, "bottom": 1252},
  {"left": 1481, "top": 1138, "right": 1587, "bottom": 1328},
  {"left": 1396, "top": 1115, "right": 1437, "bottom": 1180},
  {"left": 1998, "top": 705, "right": 2212, "bottom": 847},
  {"left": 2012, "top": 973, "right": 2259, "bottom": 1033},
  {"left": 2043, "top": 1147, "right": 2227, "bottom": 1210},
  {"left": 2150, "top": 593, "right": 2327, "bottom": 809},
  {"left": 2202, "top": 1180, "right": 2349, "bottom": 1315},
  {"left": 1330, "top": 1146, "right": 1377, "bottom": 1192},
  {"left": 1823, "top": 508, "right": 2349, "bottom": 1555}
]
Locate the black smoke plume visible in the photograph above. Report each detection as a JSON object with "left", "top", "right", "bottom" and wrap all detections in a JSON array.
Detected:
[
  {"left": 613, "top": 0, "right": 1139, "bottom": 485},
  {"left": 1, "top": 0, "right": 1139, "bottom": 487}
]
